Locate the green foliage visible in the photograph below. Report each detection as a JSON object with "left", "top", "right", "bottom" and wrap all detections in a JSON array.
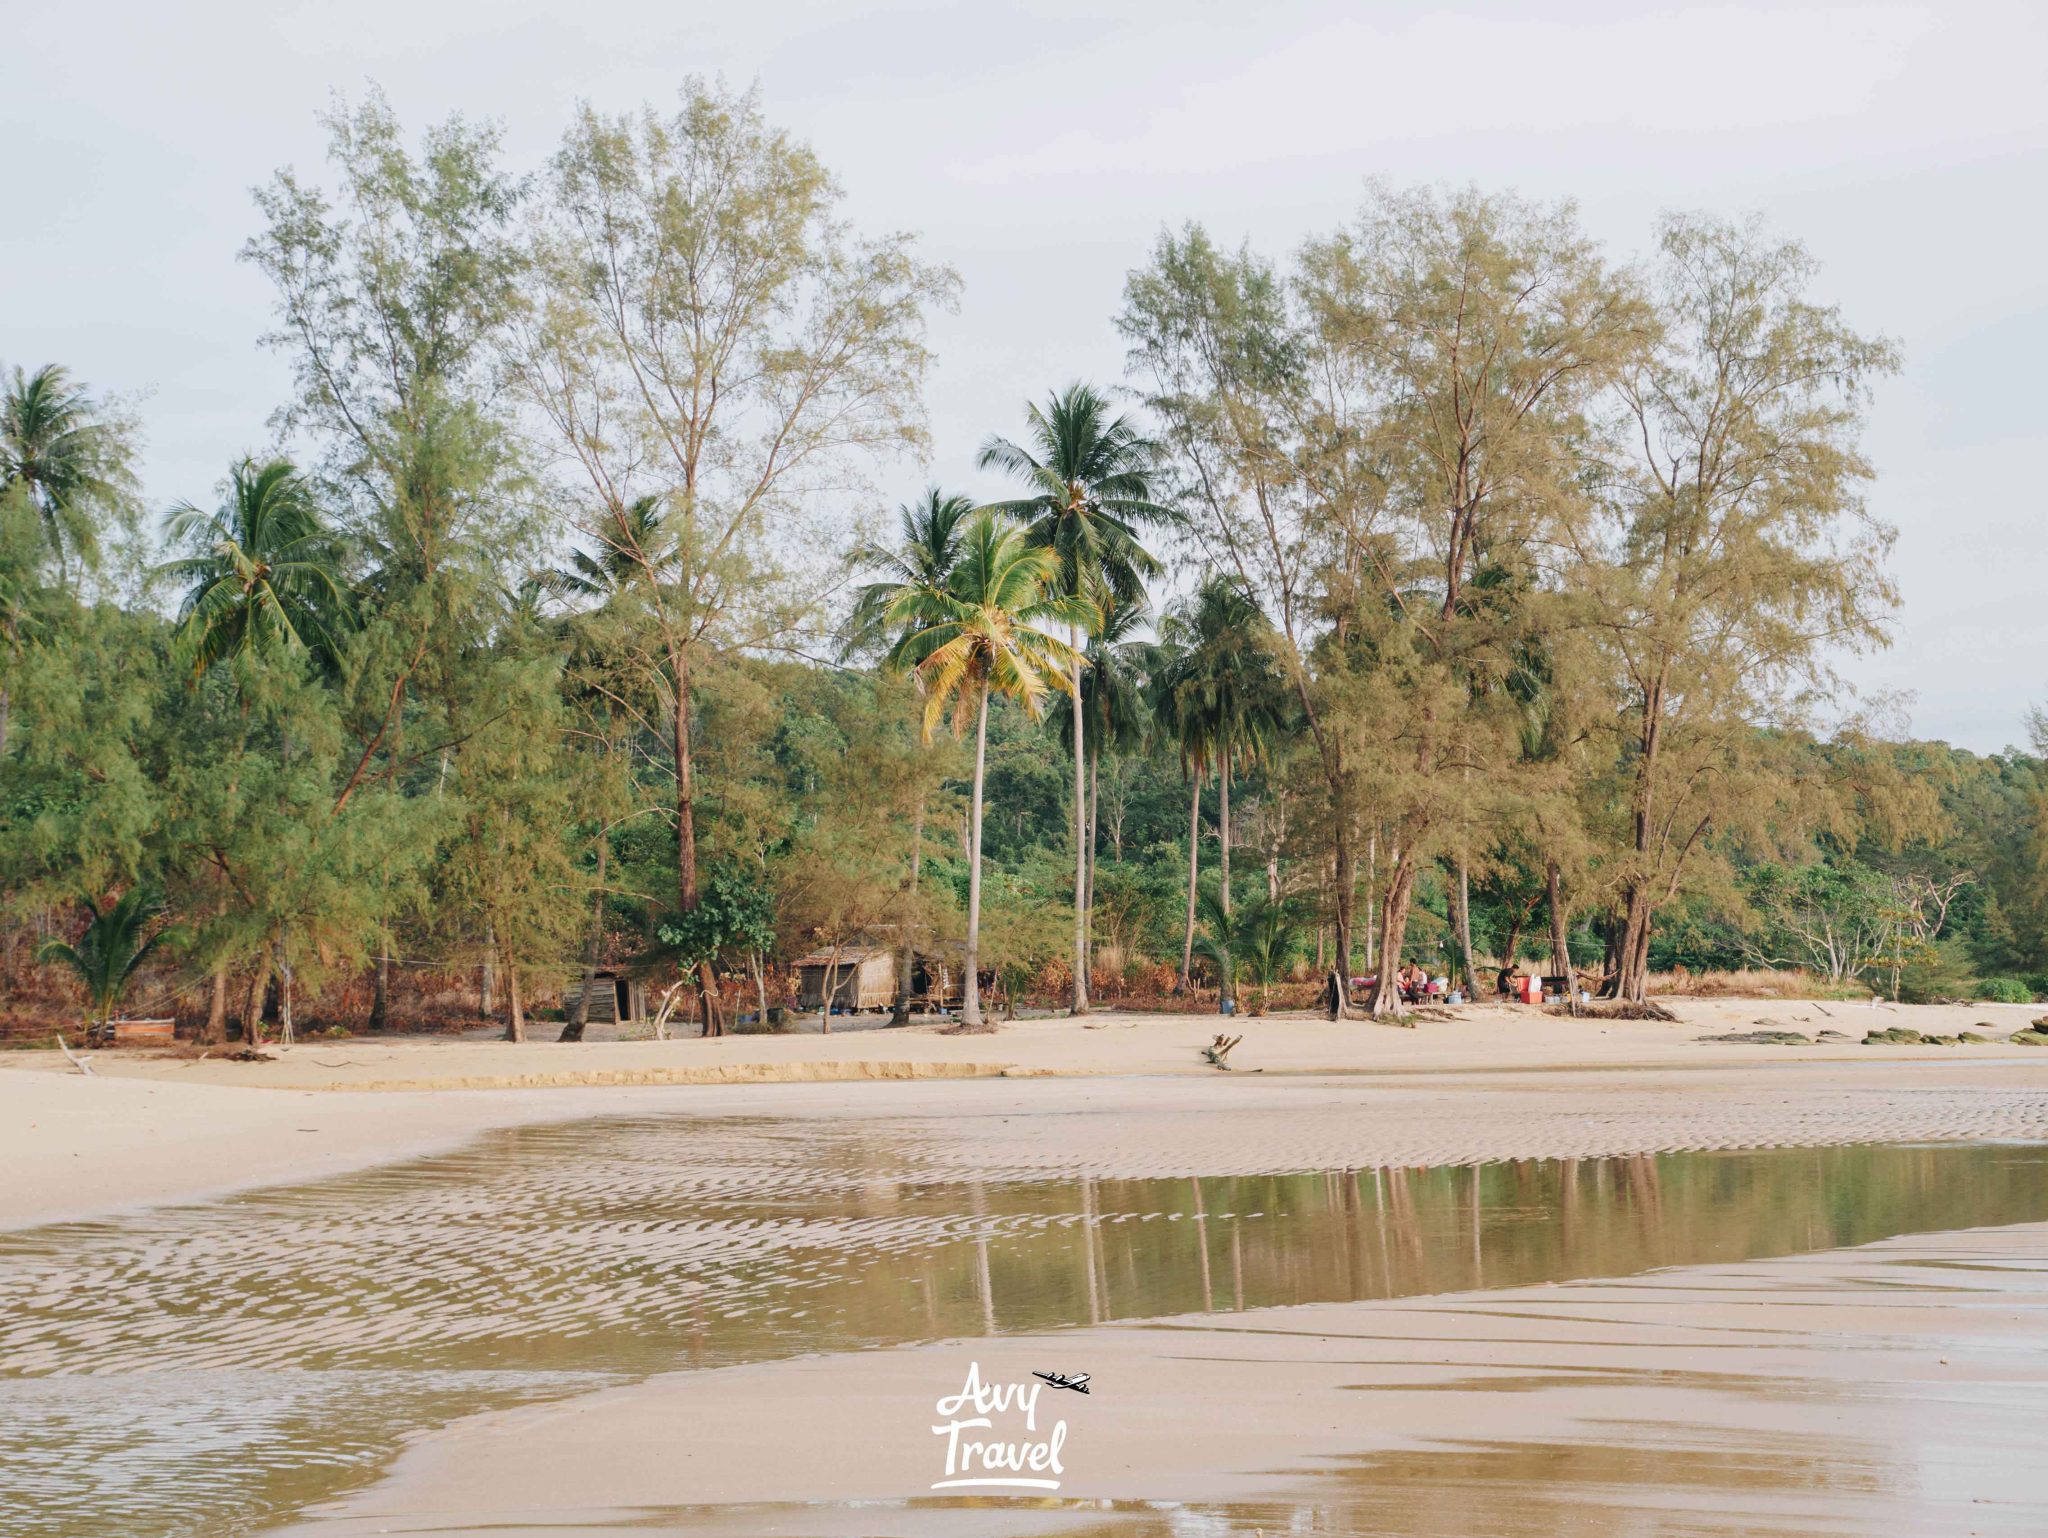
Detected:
[
  {"left": 37, "top": 884, "right": 166, "bottom": 1026},
  {"left": 1977, "top": 976, "right": 2036, "bottom": 1004},
  {"left": 659, "top": 863, "right": 777, "bottom": 971}
]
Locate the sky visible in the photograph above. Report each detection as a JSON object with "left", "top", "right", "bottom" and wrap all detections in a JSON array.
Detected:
[{"left": 6, "top": 0, "right": 2045, "bottom": 752}]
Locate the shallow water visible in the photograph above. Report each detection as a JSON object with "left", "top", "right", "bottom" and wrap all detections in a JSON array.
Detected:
[{"left": 5, "top": 1121, "right": 2047, "bottom": 1537}]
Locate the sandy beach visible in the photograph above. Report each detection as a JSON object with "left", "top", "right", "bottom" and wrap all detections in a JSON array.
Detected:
[
  {"left": 9, "top": 998, "right": 2048, "bottom": 1537},
  {"left": 9, "top": 995, "right": 2048, "bottom": 1229}
]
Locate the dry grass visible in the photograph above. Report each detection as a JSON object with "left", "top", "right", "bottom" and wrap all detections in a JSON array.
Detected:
[{"left": 1648, "top": 967, "right": 1827, "bottom": 999}]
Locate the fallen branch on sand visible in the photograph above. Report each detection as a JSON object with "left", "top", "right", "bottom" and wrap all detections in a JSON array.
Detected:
[
  {"left": 56, "top": 1035, "right": 94, "bottom": 1076},
  {"left": 1201, "top": 1033, "right": 1244, "bottom": 1069},
  {"left": 1547, "top": 1000, "right": 1679, "bottom": 1022}
]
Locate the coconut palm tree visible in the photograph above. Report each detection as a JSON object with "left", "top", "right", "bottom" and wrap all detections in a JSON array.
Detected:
[
  {"left": 539, "top": 495, "right": 681, "bottom": 606},
  {"left": 159, "top": 459, "right": 351, "bottom": 1046},
  {"left": 845, "top": 490, "right": 975, "bottom": 657},
  {"left": 1, "top": 363, "right": 132, "bottom": 583},
  {"left": 1194, "top": 886, "right": 1301, "bottom": 1017},
  {"left": 1151, "top": 576, "right": 1285, "bottom": 1011},
  {"left": 880, "top": 512, "right": 1090, "bottom": 1027},
  {"left": 38, "top": 885, "right": 167, "bottom": 1041},
  {"left": 159, "top": 458, "right": 353, "bottom": 680},
  {"left": 977, "top": 383, "right": 1177, "bottom": 1013},
  {"left": 1050, "top": 595, "right": 1152, "bottom": 989}
]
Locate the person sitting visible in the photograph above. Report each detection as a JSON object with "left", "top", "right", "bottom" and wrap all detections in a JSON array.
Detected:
[{"left": 1398, "top": 963, "right": 1427, "bottom": 1004}]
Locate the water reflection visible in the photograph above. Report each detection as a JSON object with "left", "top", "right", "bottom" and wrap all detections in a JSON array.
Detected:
[{"left": 2, "top": 1128, "right": 2045, "bottom": 1537}]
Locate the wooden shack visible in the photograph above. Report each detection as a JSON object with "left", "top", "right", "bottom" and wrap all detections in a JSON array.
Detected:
[
  {"left": 794, "top": 946, "right": 898, "bottom": 1013},
  {"left": 562, "top": 970, "right": 650, "bottom": 1026}
]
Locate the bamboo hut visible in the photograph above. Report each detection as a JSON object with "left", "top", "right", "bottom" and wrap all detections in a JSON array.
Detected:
[
  {"left": 794, "top": 946, "right": 897, "bottom": 1013},
  {"left": 562, "top": 969, "right": 650, "bottom": 1026}
]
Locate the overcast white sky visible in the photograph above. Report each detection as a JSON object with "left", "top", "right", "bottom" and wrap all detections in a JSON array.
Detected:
[{"left": 6, "top": 0, "right": 2044, "bottom": 750}]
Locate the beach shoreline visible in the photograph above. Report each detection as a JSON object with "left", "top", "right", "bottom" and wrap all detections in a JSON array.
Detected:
[{"left": 8, "top": 996, "right": 2048, "bottom": 1231}]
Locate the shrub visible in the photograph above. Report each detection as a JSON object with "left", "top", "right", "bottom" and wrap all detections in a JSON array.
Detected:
[{"left": 1976, "top": 976, "right": 2036, "bottom": 1004}]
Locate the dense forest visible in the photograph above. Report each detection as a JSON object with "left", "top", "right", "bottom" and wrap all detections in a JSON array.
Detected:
[{"left": 4, "top": 82, "right": 2045, "bottom": 1044}]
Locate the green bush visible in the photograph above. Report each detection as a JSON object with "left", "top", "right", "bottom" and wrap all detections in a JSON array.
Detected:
[{"left": 1976, "top": 976, "right": 2036, "bottom": 1004}]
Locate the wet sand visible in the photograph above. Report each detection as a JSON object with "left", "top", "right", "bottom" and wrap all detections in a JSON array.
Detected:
[
  {"left": 279, "top": 1220, "right": 2048, "bottom": 1536},
  {"left": 9, "top": 997, "right": 2048, "bottom": 1229},
  {"left": 9, "top": 1001, "right": 2048, "bottom": 1537}
]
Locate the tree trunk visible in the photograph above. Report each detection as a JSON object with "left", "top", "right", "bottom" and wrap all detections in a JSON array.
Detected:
[
  {"left": 1217, "top": 736, "right": 1233, "bottom": 1014},
  {"left": 1178, "top": 764, "right": 1202, "bottom": 995},
  {"left": 1332, "top": 824, "right": 1355, "bottom": 1007},
  {"left": 277, "top": 922, "right": 294, "bottom": 1046},
  {"left": 1618, "top": 885, "right": 1655, "bottom": 1002},
  {"left": 674, "top": 645, "right": 700, "bottom": 912},
  {"left": 1364, "top": 832, "right": 1378, "bottom": 970},
  {"left": 1547, "top": 859, "right": 1577, "bottom": 1015},
  {"left": 962, "top": 687, "right": 990, "bottom": 1027},
  {"left": 241, "top": 962, "right": 264, "bottom": 1049},
  {"left": 1368, "top": 850, "right": 1419, "bottom": 1019},
  {"left": 503, "top": 936, "right": 525, "bottom": 1043},
  {"left": 1453, "top": 859, "right": 1479, "bottom": 999},
  {"left": 561, "top": 836, "right": 607, "bottom": 1043},
  {"left": 203, "top": 960, "right": 228, "bottom": 1046},
  {"left": 370, "top": 950, "right": 390, "bottom": 1032},
  {"left": 480, "top": 922, "right": 496, "bottom": 1018},
  {"left": 1067, "top": 637, "right": 1089, "bottom": 1015},
  {"left": 893, "top": 796, "right": 924, "bottom": 1025},
  {"left": 697, "top": 961, "right": 724, "bottom": 1037},
  {"left": 1084, "top": 739, "right": 1100, "bottom": 993}
]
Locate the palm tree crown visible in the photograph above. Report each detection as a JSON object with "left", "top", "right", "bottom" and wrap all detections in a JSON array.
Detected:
[
  {"left": 976, "top": 383, "right": 1177, "bottom": 610},
  {"left": 542, "top": 495, "right": 682, "bottom": 606},
  {"left": 1, "top": 363, "right": 132, "bottom": 580},
  {"left": 844, "top": 489, "right": 976, "bottom": 657},
  {"left": 882, "top": 513, "right": 1092, "bottom": 740},
  {"left": 159, "top": 458, "right": 354, "bottom": 679},
  {"left": 1151, "top": 575, "right": 1285, "bottom": 774}
]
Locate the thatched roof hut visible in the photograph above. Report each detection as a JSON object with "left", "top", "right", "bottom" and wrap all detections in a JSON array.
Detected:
[{"left": 793, "top": 946, "right": 897, "bottom": 1012}]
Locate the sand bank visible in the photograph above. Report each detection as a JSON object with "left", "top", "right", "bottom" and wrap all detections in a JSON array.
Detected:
[
  {"left": 9, "top": 997, "right": 2048, "bottom": 1231},
  {"left": 8, "top": 996, "right": 2043, "bottom": 1093},
  {"left": 277, "top": 1220, "right": 2048, "bottom": 1536}
]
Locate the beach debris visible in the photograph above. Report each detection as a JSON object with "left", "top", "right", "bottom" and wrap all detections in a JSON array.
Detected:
[
  {"left": 55, "top": 1035, "right": 94, "bottom": 1076},
  {"left": 1201, "top": 1033, "right": 1244, "bottom": 1070},
  {"left": 1699, "top": 1030, "right": 1809, "bottom": 1045},
  {"left": 1546, "top": 1000, "right": 1678, "bottom": 1022}
]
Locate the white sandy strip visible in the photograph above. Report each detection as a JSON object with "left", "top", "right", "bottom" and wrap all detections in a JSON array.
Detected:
[
  {"left": 275, "top": 1222, "right": 2048, "bottom": 1536},
  {"left": 11, "top": 1048, "right": 2048, "bottom": 1231}
]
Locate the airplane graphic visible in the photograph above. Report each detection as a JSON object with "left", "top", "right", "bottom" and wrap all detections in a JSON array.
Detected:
[{"left": 1033, "top": 1370, "right": 1090, "bottom": 1395}]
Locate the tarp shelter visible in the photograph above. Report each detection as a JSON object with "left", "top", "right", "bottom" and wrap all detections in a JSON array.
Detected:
[{"left": 794, "top": 946, "right": 897, "bottom": 1012}]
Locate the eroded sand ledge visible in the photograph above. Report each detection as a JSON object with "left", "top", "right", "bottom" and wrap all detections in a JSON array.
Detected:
[{"left": 278, "top": 1222, "right": 2048, "bottom": 1536}]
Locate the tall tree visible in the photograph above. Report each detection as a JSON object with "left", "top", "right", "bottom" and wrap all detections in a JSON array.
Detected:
[
  {"left": 1151, "top": 576, "right": 1284, "bottom": 1010},
  {"left": 1592, "top": 214, "right": 1899, "bottom": 1001},
  {"left": 0, "top": 363, "right": 134, "bottom": 585},
  {"left": 0, "top": 363, "right": 135, "bottom": 758},
  {"left": 880, "top": 513, "right": 1087, "bottom": 1027},
  {"left": 514, "top": 78, "right": 956, "bottom": 1029},
  {"left": 1050, "top": 595, "right": 1152, "bottom": 992},
  {"left": 978, "top": 384, "right": 1177, "bottom": 1013},
  {"left": 847, "top": 490, "right": 976, "bottom": 1019}
]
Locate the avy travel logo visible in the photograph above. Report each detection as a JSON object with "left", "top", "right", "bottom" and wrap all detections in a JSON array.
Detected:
[{"left": 929, "top": 1362, "right": 1085, "bottom": 1490}]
